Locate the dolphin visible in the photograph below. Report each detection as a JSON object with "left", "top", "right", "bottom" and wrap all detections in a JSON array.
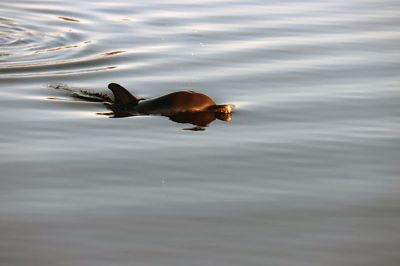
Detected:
[
  {"left": 106, "top": 83, "right": 233, "bottom": 128},
  {"left": 51, "top": 82, "right": 233, "bottom": 130},
  {"left": 108, "top": 83, "right": 233, "bottom": 115}
]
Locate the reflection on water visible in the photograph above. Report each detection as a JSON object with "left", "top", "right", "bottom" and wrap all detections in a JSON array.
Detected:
[
  {"left": 1, "top": 0, "right": 400, "bottom": 265},
  {"left": 57, "top": 16, "right": 80, "bottom": 23},
  {"left": 34, "top": 40, "right": 92, "bottom": 54},
  {"left": 103, "top": 50, "right": 126, "bottom": 56}
]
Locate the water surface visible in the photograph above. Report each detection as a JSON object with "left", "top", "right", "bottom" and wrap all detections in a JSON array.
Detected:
[{"left": 1, "top": 0, "right": 400, "bottom": 265}]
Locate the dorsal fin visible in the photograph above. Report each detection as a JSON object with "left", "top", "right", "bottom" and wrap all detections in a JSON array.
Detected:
[{"left": 108, "top": 83, "right": 141, "bottom": 107}]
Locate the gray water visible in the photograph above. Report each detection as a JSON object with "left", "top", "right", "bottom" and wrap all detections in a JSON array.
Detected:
[{"left": 1, "top": 0, "right": 400, "bottom": 265}]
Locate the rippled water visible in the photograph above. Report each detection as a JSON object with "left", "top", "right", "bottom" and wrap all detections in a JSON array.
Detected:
[{"left": 1, "top": 0, "right": 400, "bottom": 265}]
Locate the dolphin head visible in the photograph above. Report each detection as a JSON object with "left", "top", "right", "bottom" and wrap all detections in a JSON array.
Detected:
[{"left": 206, "top": 104, "right": 234, "bottom": 114}]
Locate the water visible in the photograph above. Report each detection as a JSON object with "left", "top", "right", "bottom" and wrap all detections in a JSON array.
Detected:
[{"left": 1, "top": 0, "right": 400, "bottom": 265}]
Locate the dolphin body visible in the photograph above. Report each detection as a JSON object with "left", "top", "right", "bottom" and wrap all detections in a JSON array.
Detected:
[
  {"left": 51, "top": 82, "right": 233, "bottom": 130},
  {"left": 107, "top": 83, "right": 233, "bottom": 128},
  {"left": 108, "top": 83, "right": 233, "bottom": 115}
]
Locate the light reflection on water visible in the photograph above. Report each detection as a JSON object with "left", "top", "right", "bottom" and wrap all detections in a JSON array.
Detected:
[{"left": 0, "top": 0, "right": 400, "bottom": 265}]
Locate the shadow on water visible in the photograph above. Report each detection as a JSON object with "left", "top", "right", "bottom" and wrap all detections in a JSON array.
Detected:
[{"left": 50, "top": 83, "right": 233, "bottom": 130}]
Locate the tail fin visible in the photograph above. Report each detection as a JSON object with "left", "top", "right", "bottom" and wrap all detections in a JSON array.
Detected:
[{"left": 108, "top": 83, "right": 141, "bottom": 108}]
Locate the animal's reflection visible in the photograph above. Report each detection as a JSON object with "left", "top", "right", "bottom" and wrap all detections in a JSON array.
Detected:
[
  {"left": 105, "top": 107, "right": 232, "bottom": 131},
  {"left": 53, "top": 83, "right": 234, "bottom": 130}
]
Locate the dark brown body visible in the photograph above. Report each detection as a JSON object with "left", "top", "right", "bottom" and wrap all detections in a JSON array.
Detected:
[
  {"left": 135, "top": 91, "right": 216, "bottom": 115},
  {"left": 108, "top": 83, "right": 232, "bottom": 115},
  {"left": 107, "top": 83, "right": 233, "bottom": 128}
]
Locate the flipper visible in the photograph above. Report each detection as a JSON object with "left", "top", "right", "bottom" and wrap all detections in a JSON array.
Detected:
[{"left": 108, "top": 83, "right": 141, "bottom": 108}]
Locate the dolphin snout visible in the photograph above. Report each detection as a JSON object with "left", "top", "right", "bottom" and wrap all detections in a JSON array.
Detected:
[{"left": 212, "top": 104, "right": 234, "bottom": 114}]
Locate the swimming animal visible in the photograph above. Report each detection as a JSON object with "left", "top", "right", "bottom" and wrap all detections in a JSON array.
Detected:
[
  {"left": 51, "top": 83, "right": 233, "bottom": 130},
  {"left": 106, "top": 83, "right": 233, "bottom": 129},
  {"left": 107, "top": 83, "right": 233, "bottom": 115}
]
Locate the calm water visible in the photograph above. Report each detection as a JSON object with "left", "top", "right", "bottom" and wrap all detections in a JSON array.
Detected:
[{"left": 1, "top": 0, "right": 400, "bottom": 265}]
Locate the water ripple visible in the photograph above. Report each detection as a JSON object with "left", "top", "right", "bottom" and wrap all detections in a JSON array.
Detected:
[
  {"left": 1, "top": 1, "right": 400, "bottom": 265},
  {"left": 1, "top": 0, "right": 399, "bottom": 87}
]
